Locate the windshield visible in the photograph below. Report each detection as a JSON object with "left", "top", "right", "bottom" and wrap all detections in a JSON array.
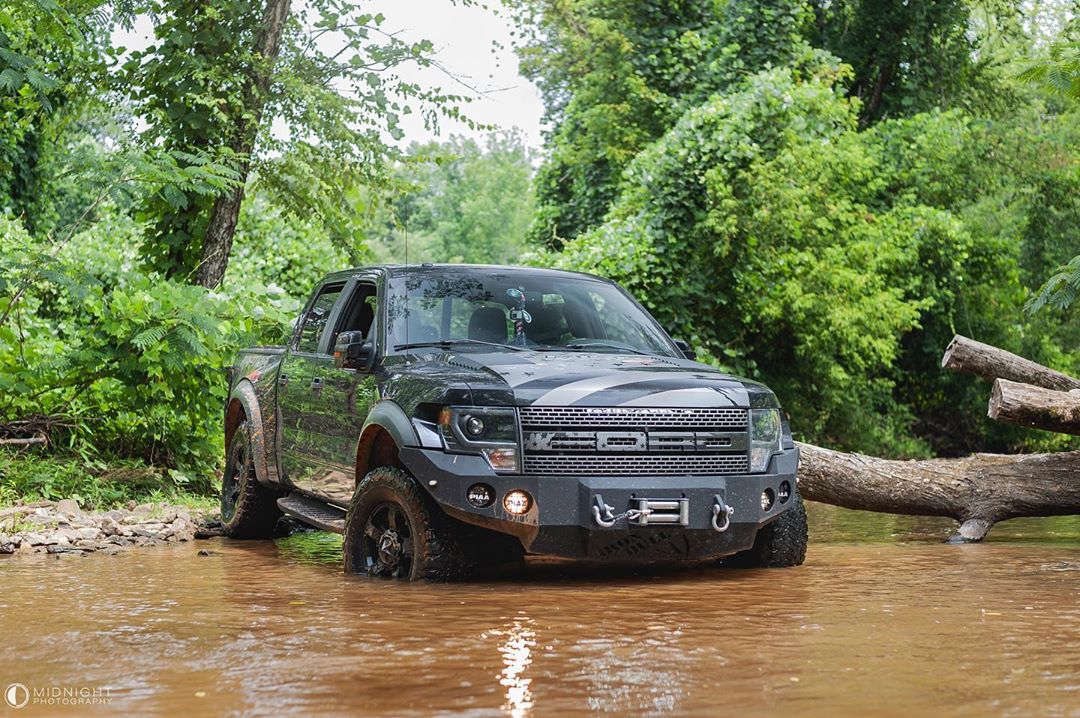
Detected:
[{"left": 386, "top": 270, "right": 680, "bottom": 357}]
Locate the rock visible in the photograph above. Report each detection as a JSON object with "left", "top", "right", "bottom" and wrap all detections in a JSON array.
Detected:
[
  {"left": 21, "top": 532, "right": 49, "bottom": 546},
  {"left": 100, "top": 517, "right": 123, "bottom": 537},
  {"left": 33, "top": 508, "right": 49, "bottom": 518},
  {"left": 133, "top": 503, "right": 153, "bottom": 514},
  {"left": 56, "top": 499, "right": 81, "bottom": 515},
  {"left": 104, "top": 510, "right": 127, "bottom": 521},
  {"left": 56, "top": 527, "right": 80, "bottom": 543},
  {"left": 100, "top": 545, "right": 125, "bottom": 556},
  {"left": 196, "top": 549, "right": 214, "bottom": 556},
  {"left": 74, "top": 527, "right": 100, "bottom": 541},
  {"left": 50, "top": 532, "right": 71, "bottom": 547},
  {"left": 125, "top": 500, "right": 136, "bottom": 511},
  {"left": 170, "top": 517, "right": 195, "bottom": 542}
]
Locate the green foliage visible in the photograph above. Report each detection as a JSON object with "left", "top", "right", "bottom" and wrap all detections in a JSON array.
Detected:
[
  {"left": 127, "top": 0, "right": 474, "bottom": 279},
  {"left": 367, "top": 132, "right": 535, "bottom": 265},
  {"left": 224, "top": 190, "right": 354, "bottom": 299},
  {"left": 808, "top": 0, "right": 997, "bottom": 123},
  {"left": 0, "top": 452, "right": 196, "bottom": 508},
  {"left": 1018, "top": 42, "right": 1080, "bottom": 100},
  {"left": 0, "top": 210, "right": 298, "bottom": 479},
  {"left": 543, "top": 62, "right": 1080, "bottom": 456}
]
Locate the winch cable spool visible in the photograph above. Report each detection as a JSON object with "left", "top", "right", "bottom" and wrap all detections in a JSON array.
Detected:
[{"left": 591, "top": 496, "right": 651, "bottom": 527}]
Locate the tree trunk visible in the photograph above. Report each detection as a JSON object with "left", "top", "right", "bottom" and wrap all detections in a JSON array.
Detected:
[
  {"left": 196, "top": 0, "right": 291, "bottom": 289},
  {"left": 797, "top": 442, "right": 1080, "bottom": 541},
  {"left": 988, "top": 378, "right": 1080, "bottom": 436},
  {"left": 941, "top": 334, "right": 1080, "bottom": 391}
]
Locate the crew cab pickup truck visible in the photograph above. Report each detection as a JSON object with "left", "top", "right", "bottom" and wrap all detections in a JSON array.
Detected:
[{"left": 222, "top": 264, "right": 806, "bottom": 579}]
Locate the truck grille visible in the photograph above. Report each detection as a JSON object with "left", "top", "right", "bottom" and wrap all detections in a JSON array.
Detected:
[
  {"left": 523, "top": 454, "right": 750, "bottom": 476},
  {"left": 520, "top": 406, "right": 750, "bottom": 476},
  {"left": 519, "top": 406, "right": 748, "bottom": 430}
]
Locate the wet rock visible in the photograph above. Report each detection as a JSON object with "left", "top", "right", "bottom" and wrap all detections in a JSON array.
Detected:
[
  {"left": 56, "top": 499, "right": 81, "bottom": 515},
  {"left": 100, "top": 545, "right": 125, "bottom": 556}
]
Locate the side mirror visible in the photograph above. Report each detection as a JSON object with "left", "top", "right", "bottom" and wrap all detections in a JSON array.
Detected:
[
  {"left": 673, "top": 339, "right": 696, "bottom": 361},
  {"left": 334, "top": 331, "right": 374, "bottom": 370}
]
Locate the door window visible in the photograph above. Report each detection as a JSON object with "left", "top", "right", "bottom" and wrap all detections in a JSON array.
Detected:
[
  {"left": 330, "top": 282, "right": 378, "bottom": 349},
  {"left": 296, "top": 284, "right": 344, "bottom": 353}
]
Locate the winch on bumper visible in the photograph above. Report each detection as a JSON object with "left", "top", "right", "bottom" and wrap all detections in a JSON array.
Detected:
[{"left": 399, "top": 445, "right": 800, "bottom": 563}]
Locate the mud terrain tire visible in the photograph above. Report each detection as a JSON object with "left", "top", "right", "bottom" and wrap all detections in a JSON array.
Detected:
[
  {"left": 220, "top": 420, "right": 282, "bottom": 538},
  {"left": 343, "top": 466, "right": 477, "bottom": 581},
  {"left": 726, "top": 492, "right": 808, "bottom": 568}
]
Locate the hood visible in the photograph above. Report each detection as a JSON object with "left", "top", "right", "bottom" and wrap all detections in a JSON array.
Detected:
[{"left": 442, "top": 350, "right": 777, "bottom": 409}]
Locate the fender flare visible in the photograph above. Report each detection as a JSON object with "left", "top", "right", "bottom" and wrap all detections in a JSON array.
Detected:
[
  {"left": 358, "top": 400, "right": 420, "bottom": 451},
  {"left": 227, "top": 380, "right": 271, "bottom": 487}
]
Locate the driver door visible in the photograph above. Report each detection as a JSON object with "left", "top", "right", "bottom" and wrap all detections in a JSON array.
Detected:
[{"left": 298, "top": 278, "right": 381, "bottom": 505}]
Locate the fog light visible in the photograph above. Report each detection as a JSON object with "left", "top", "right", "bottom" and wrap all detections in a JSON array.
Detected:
[
  {"left": 467, "top": 483, "right": 495, "bottom": 508},
  {"left": 503, "top": 490, "right": 533, "bottom": 515},
  {"left": 464, "top": 414, "right": 485, "bottom": 437},
  {"left": 760, "top": 488, "right": 775, "bottom": 512},
  {"left": 778, "top": 481, "right": 791, "bottom": 504}
]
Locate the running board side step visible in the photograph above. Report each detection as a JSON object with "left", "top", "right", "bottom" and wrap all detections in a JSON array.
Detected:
[{"left": 277, "top": 494, "right": 347, "bottom": 534}]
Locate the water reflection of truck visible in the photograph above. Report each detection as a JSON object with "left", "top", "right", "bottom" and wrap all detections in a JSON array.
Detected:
[{"left": 222, "top": 264, "right": 806, "bottom": 579}]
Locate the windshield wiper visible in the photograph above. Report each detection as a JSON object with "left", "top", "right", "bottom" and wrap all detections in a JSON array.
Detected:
[
  {"left": 393, "top": 339, "right": 527, "bottom": 353},
  {"left": 560, "top": 341, "right": 650, "bottom": 356}
]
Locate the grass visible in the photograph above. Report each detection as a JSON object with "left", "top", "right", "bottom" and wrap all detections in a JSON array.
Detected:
[{"left": 0, "top": 451, "right": 219, "bottom": 511}]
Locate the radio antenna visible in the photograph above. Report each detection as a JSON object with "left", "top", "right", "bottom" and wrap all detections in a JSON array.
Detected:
[{"left": 403, "top": 211, "right": 410, "bottom": 362}]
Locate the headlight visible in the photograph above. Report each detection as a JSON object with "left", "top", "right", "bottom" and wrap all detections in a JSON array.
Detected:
[
  {"left": 749, "top": 408, "right": 782, "bottom": 473},
  {"left": 438, "top": 406, "right": 520, "bottom": 473}
]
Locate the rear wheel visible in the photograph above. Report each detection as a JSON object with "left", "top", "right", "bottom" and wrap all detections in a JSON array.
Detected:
[
  {"left": 220, "top": 420, "right": 282, "bottom": 538},
  {"left": 725, "top": 492, "right": 808, "bottom": 568},
  {"left": 343, "top": 467, "right": 475, "bottom": 581}
]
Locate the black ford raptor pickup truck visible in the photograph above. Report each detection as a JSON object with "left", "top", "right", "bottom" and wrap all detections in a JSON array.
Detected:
[{"left": 222, "top": 264, "right": 806, "bottom": 579}]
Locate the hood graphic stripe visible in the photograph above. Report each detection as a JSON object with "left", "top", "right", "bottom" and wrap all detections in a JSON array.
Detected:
[
  {"left": 529, "top": 371, "right": 689, "bottom": 406},
  {"left": 615, "top": 387, "right": 745, "bottom": 408}
]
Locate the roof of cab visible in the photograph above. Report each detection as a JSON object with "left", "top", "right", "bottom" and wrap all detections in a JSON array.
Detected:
[{"left": 321, "top": 263, "right": 613, "bottom": 284}]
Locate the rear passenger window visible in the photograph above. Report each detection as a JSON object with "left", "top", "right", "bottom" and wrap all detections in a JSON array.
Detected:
[{"left": 296, "top": 284, "right": 343, "bottom": 353}]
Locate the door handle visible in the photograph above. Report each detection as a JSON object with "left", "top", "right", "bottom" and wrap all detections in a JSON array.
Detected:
[
  {"left": 310, "top": 377, "right": 323, "bottom": 390},
  {"left": 279, "top": 373, "right": 289, "bottom": 387}
]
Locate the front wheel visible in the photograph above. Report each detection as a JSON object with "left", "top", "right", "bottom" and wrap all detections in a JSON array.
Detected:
[
  {"left": 343, "top": 467, "right": 474, "bottom": 581},
  {"left": 725, "top": 492, "right": 808, "bottom": 568}
]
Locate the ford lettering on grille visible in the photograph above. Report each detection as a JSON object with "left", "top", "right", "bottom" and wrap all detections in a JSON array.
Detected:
[
  {"left": 523, "top": 430, "right": 747, "bottom": 452},
  {"left": 520, "top": 406, "right": 751, "bottom": 476}
]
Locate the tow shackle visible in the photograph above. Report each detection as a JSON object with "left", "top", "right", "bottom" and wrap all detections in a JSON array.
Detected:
[{"left": 711, "top": 495, "right": 734, "bottom": 533}]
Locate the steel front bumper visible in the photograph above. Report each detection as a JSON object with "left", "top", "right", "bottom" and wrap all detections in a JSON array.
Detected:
[{"left": 400, "top": 446, "right": 800, "bottom": 563}]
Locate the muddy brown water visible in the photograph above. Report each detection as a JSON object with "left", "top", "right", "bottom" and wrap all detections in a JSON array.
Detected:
[{"left": 1, "top": 505, "right": 1078, "bottom": 718}]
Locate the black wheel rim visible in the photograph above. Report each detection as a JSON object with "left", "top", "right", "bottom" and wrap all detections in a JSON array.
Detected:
[
  {"left": 359, "top": 502, "right": 414, "bottom": 579},
  {"left": 221, "top": 434, "right": 247, "bottom": 523}
]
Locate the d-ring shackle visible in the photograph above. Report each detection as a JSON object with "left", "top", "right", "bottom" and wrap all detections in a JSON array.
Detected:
[{"left": 712, "top": 495, "right": 734, "bottom": 532}]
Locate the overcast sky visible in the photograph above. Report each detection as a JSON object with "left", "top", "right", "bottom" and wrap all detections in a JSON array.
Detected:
[
  {"left": 367, "top": 0, "right": 546, "bottom": 151},
  {"left": 113, "top": 2, "right": 546, "bottom": 152}
]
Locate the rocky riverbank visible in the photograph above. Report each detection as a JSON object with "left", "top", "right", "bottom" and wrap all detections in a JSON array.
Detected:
[{"left": 0, "top": 499, "right": 222, "bottom": 555}]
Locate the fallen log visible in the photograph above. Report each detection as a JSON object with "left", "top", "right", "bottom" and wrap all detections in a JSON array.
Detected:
[
  {"left": 988, "top": 378, "right": 1080, "bottom": 436},
  {"left": 942, "top": 334, "right": 1080, "bottom": 391},
  {"left": 797, "top": 442, "right": 1080, "bottom": 541}
]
